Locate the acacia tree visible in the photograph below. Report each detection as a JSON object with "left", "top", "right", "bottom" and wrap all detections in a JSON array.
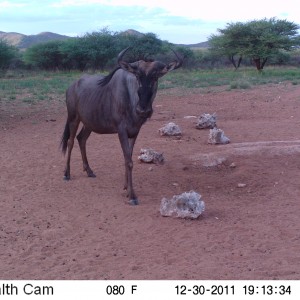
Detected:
[
  {"left": 23, "top": 28, "right": 185, "bottom": 71},
  {"left": 24, "top": 40, "right": 64, "bottom": 70},
  {"left": 59, "top": 38, "right": 89, "bottom": 71},
  {"left": 209, "top": 22, "right": 247, "bottom": 69},
  {"left": 209, "top": 18, "right": 300, "bottom": 70},
  {"left": 0, "top": 39, "right": 18, "bottom": 70},
  {"left": 82, "top": 29, "right": 118, "bottom": 70},
  {"left": 115, "top": 32, "right": 165, "bottom": 61}
]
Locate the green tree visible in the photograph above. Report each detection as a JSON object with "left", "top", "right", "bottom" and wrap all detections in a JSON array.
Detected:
[
  {"left": 24, "top": 40, "right": 64, "bottom": 70},
  {"left": 209, "top": 22, "right": 247, "bottom": 69},
  {"left": 0, "top": 39, "right": 18, "bottom": 70},
  {"left": 115, "top": 32, "right": 165, "bottom": 62},
  {"left": 130, "top": 33, "right": 164, "bottom": 60},
  {"left": 82, "top": 28, "right": 118, "bottom": 70},
  {"left": 22, "top": 28, "right": 191, "bottom": 71},
  {"left": 59, "top": 38, "right": 89, "bottom": 71},
  {"left": 209, "top": 18, "right": 300, "bottom": 70}
]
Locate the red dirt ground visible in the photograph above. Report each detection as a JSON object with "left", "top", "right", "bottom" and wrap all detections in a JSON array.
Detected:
[{"left": 1, "top": 83, "right": 300, "bottom": 280}]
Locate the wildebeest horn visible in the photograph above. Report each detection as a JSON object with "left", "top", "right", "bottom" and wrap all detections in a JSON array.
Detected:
[
  {"left": 171, "top": 48, "right": 184, "bottom": 69},
  {"left": 118, "top": 47, "right": 131, "bottom": 65}
]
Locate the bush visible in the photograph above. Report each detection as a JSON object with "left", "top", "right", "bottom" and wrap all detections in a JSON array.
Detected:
[
  {"left": 24, "top": 41, "right": 64, "bottom": 70},
  {"left": 24, "top": 29, "right": 168, "bottom": 71},
  {"left": 0, "top": 39, "right": 19, "bottom": 71}
]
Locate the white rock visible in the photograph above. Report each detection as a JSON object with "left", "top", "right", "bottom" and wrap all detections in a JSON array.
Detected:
[
  {"left": 229, "top": 162, "right": 237, "bottom": 168},
  {"left": 138, "top": 148, "right": 164, "bottom": 164},
  {"left": 208, "top": 128, "right": 230, "bottom": 144},
  {"left": 159, "top": 122, "right": 182, "bottom": 136},
  {"left": 237, "top": 183, "right": 247, "bottom": 188},
  {"left": 196, "top": 113, "right": 217, "bottom": 129},
  {"left": 201, "top": 154, "right": 227, "bottom": 167},
  {"left": 160, "top": 191, "right": 205, "bottom": 219},
  {"left": 184, "top": 115, "right": 197, "bottom": 119}
]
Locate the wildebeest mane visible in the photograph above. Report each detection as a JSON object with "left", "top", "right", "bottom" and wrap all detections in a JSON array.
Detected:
[{"left": 98, "top": 67, "right": 121, "bottom": 87}]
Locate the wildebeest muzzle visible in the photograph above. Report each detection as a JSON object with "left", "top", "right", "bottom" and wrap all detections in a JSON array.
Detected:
[
  {"left": 136, "top": 105, "right": 153, "bottom": 118},
  {"left": 136, "top": 87, "right": 154, "bottom": 118}
]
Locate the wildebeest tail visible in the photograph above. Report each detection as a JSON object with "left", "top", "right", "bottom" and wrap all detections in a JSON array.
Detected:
[{"left": 60, "top": 120, "right": 70, "bottom": 155}]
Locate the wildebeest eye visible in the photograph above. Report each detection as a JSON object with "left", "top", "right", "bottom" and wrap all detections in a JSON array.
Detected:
[
  {"left": 134, "top": 74, "right": 142, "bottom": 85},
  {"left": 153, "top": 76, "right": 159, "bottom": 81},
  {"left": 151, "top": 74, "right": 159, "bottom": 81}
]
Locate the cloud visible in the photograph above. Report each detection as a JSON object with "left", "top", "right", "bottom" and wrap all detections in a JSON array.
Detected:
[
  {"left": 1, "top": 0, "right": 299, "bottom": 43},
  {"left": 50, "top": 0, "right": 300, "bottom": 22},
  {"left": 0, "top": 0, "right": 27, "bottom": 8}
]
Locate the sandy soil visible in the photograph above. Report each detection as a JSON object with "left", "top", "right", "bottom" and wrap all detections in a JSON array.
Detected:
[{"left": 1, "top": 83, "right": 300, "bottom": 280}]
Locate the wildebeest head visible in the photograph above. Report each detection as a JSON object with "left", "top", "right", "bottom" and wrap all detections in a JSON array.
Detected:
[{"left": 118, "top": 47, "right": 183, "bottom": 118}]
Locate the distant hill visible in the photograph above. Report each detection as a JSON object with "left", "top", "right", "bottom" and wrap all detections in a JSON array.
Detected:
[
  {"left": 0, "top": 31, "right": 25, "bottom": 47},
  {"left": 121, "top": 29, "right": 210, "bottom": 48},
  {"left": 0, "top": 31, "right": 70, "bottom": 49},
  {"left": 0, "top": 30, "right": 209, "bottom": 50},
  {"left": 120, "top": 29, "right": 145, "bottom": 38},
  {"left": 180, "top": 41, "right": 210, "bottom": 49}
]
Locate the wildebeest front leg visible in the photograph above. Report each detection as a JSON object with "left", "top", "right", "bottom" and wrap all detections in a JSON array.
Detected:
[
  {"left": 77, "top": 126, "right": 96, "bottom": 178},
  {"left": 118, "top": 130, "right": 138, "bottom": 205},
  {"left": 123, "top": 136, "right": 137, "bottom": 191}
]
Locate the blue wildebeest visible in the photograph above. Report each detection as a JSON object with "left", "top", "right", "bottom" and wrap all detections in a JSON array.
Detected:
[{"left": 61, "top": 48, "right": 182, "bottom": 205}]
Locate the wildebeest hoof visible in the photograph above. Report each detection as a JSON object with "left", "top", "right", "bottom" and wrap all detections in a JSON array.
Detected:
[
  {"left": 88, "top": 173, "right": 96, "bottom": 178},
  {"left": 129, "top": 199, "right": 139, "bottom": 205},
  {"left": 63, "top": 175, "right": 70, "bottom": 181}
]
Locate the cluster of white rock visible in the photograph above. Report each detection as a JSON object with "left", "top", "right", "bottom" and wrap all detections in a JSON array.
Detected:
[
  {"left": 196, "top": 113, "right": 230, "bottom": 145},
  {"left": 138, "top": 112, "right": 231, "bottom": 219}
]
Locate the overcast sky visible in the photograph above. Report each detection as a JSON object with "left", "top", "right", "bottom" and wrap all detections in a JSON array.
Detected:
[{"left": 1, "top": 0, "right": 299, "bottom": 44}]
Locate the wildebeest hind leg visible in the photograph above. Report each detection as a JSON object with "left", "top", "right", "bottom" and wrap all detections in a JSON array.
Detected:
[
  {"left": 64, "top": 117, "right": 80, "bottom": 180},
  {"left": 77, "top": 126, "right": 96, "bottom": 178}
]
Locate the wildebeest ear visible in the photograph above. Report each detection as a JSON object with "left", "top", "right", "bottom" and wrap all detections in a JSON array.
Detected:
[
  {"left": 119, "top": 61, "right": 139, "bottom": 75},
  {"left": 157, "top": 60, "right": 182, "bottom": 78},
  {"left": 166, "top": 49, "right": 184, "bottom": 72},
  {"left": 166, "top": 61, "right": 181, "bottom": 71}
]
